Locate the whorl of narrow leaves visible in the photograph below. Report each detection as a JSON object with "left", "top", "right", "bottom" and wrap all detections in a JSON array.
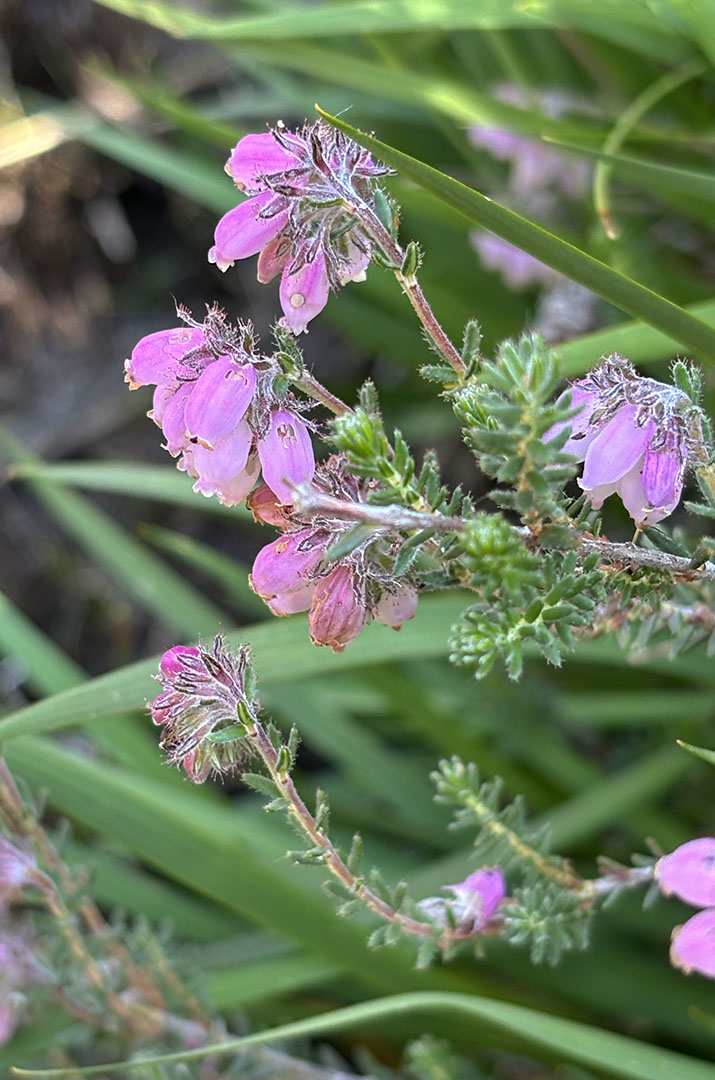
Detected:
[
  {"left": 451, "top": 334, "right": 577, "bottom": 522},
  {"left": 501, "top": 881, "right": 592, "bottom": 966},
  {"left": 458, "top": 513, "right": 541, "bottom": 595},
  {"left": 330, "top": 382, "right": 469, "bottom": 516},
  {"left": 450, "top": 549, "right": 606, "bottom": 680}
]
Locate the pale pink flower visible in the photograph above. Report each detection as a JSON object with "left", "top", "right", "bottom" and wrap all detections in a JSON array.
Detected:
[
  {"left": 656, "top": 838, "right": 715, "bottom": 908},
  {"left": 670, "top": 908, "right": 715, "bottom": 979}
]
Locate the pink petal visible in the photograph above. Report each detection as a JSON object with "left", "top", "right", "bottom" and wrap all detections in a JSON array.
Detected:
[
  {"left": 445, "top": 869, "right": 506, "bottom": 929},
  {"left": 374, "top": 584, "right": 418, "bottom": 629},
  {"left": 618, "top": 465, "right": 681, "bottom": 528},
  {"left": 581, "top": 405, "right": 654, "bottom": 490},
  {"left": 267, "top": 581, "right": 317, "bottom": 616},
  {"left": 226, "top": 132, "right": 302, "bottom": 191},
  {"left": 657, "top": 838, "right": 715, "bottom": 908},
  {"left": 339, "top": 236, "right": 371, "bottom": 284},
  {"left": 184, "top": 358, "right": 256, "bottom": 446},
  {"left": 208, "top": 191, "right": 288, "bottom": 271},
  {"left": 258, "top": 409, "right": 315, "bottom": 504},
  {"left": 579, "top": 480, "right": 618, "bottom": 511},
  {"left": 642, "top": 448, "right": 684, "bottom": 509},
  {"left": 149, "top": 382, "right": 178, "bottom": 426},
  {"left": 161, "top": 382, "right": 193, "bottom": 456},
  {"left": 125, "top": 327, "right": 206, "bottom": 388},
  {"left": 191, "top": 422, "right": 254, "bottom": 504},
  {"left": 250, "top": 528, "right": 326, "bottom": 601},
  {"left": 257, "top": 232, "right": 292, "bottom": 284},
  {"left": 670, "top": 908, "right": 715, "bottom": 979},
  {"left": 308, "top": 565, "right": 366, "bottom": 652},
  {"left": 279, "top": 251, "right": 331, "bottom": 333},
  {"left": 160, "top": 645, "right": 200, "bottom": 677},
  {"left": 543, "top": 384, "right": 598, "bottom": 458}
]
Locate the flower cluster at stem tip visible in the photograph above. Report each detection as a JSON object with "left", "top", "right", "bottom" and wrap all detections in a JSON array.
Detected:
[
  {"left": 209, "top": 121, "right": 388, "bottom": 332},
  {"left": 125, "top": 306, "right": 314, "bottom": 506},
  {"left": 545, "top": 355, "right": 707, "bottom": 527}
]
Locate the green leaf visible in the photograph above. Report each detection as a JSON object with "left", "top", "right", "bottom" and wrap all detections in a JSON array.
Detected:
[
  {"left": 677, "top": 739, "right": 715, "bottom": 767},
  {"left": 12, "top": 989, "right": 715, "bottom": 1079},
  {"left": 8, "top": 461, "right": 248, "bottom": 518},
  {"left": 317, "top": 108, "right": 715, "bottom": 366}
]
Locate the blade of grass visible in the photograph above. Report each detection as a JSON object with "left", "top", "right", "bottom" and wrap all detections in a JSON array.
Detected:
[
  {"left": 317, "top": 107, "right": 715, "bottom": 365},
  {"left": 8, "top": 461, "right": 251, "bottom": 519},
  {"left": 14, "top": 988, "right": 715, "bottom": 1080}
]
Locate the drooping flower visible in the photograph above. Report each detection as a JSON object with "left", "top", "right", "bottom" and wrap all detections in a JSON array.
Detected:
[
  {"left": 545, "top": 355, "right": 707, "bottom": 527},
  {"left": 125, "top": 306, "right": 315, "bottom": 507},
  {"left": 670, "top": 908, "right": 715, "bottom": 979},
  {"left": 656, "top": 838, "right": 715, "bottom": 908},
  {"left": 247, "top": 459, "right": 419, "bottom": 652},
  {"left": 150, "top": 636, "right": 259, "bottom": 782},
  {"left": 209, "top": 122, "right": 388, "bottom": 333},
  {"left": 418, "top": 868, "right": 506, "bottom": 933}
]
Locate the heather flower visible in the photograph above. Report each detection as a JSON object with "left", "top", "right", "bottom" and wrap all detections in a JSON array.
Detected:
[
  {"left": 471, "top": 233, "right": 561, "bottom": 292},
  {"left": 656, "top": 838, "right": 715, "bottom": 908},
  {"left": 418, "top": 868, "right": 505, "bottom": 933},
  {"left": 670, "top": 908, "right": 715, "bottom": 979},
  {"left": 125, "top": 306, "right": 315, "bottom": 506},
  {"left": 150, "top": 636, "right": 259, "bottom": 781},
  {"left": 469, "top": 85, "right": 591, "bottom": 205},
  {"left": 545, "top": 355, "right": 707, "bottom": 527},
  {"left": 0, "top": 838, "right": 37, "bottom": 906},
  {"left": 209, "top": 122, "right": 388, "bottom": 333},
  {"left": 248, "top": 462, "right": 419, "bottom": 652}
]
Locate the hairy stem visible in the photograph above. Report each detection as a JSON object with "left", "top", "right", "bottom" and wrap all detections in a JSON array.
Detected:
[
  {"left": 348, "top": 199, "right": 466, "bottom": 378},
  {"left": 246, "top": 719, "right": 481, "bottom": 948}
]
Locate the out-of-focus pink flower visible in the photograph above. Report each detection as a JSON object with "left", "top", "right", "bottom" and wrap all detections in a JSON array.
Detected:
[
  {"left": 209, "top": 122, "right": 387, "bottom": 333},
  {"left": 150, "top": 636, "right": 258, "bottom": 782},
  {"left": 444, "top": 869, "right": 506, "bottom": 931},
  {"left": 472, "top": 233, "right": 560, "bottom": 292},
  {"left": 0, "top": 840, "right": 36, "bottom": 907},
  {"left": 126, "top": 307, "right": 315, "bottom": 507},
  {"left": 468, "top": 85, "right": 592, "bottom": 202},
  {"left": 656, "top": 838, "right": 715, "bottom": 908},
  {"left": 417, "top": 868, "right": 506, "bottom": 934},
  {"left": 670, "top": 908, "right": 715, "bottom": 979},
  {"left": 544, "top": 356, "right": 706, "bottom": 528}
]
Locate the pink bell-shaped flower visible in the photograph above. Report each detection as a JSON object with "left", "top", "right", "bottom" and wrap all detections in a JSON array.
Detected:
[
  {"left": 656, "top": 838, "right": 715, "bottom": 908},
  {"left": 258, "top": 408, "right": 315, "bottom": 503}
]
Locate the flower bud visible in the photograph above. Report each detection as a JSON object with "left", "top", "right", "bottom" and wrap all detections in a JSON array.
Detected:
[
  {"left": 246, "top": 482, "right": 294, "bottom": 527},
  {"left": 656, "top": 838, "right": 715, "bottom": 908},
  {"left": 308, "top": 565, "right": 366, "bottom": 652},
  {"left": 149, "top": 636, "right": 259, "bottom": 781},
  {"left": 374, "top": 583, "right": 418, "bottom": 630}
]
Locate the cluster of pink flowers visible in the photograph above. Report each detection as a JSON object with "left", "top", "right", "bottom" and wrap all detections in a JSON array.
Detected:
[
  {"left": 546, "top": 355, "right": 706, "bottom": 527},
  {"left": 150, "top": 636, "right": 259, "bottom": 782},
  {"left": 209, "top": 121, "right": 387, "bottom": 333},
  {"left": 418, "top": 868, "right": 506, "bottom": 933},
  {"left": 126, "top": 307, "right": 314, "bottom": 506},
  {"left": 656, "top": 837, "right": 715, "bottom": 979},
  {"left": 247, "top": 458, "right": 419, "bottom": 652}
]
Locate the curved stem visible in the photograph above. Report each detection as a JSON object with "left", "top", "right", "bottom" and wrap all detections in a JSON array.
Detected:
[{"left": 594, "top": 59, "right": 707, "bottom": 240}]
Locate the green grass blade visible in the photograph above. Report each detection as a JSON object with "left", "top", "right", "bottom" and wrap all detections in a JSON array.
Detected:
[
  {"left": 676, "top": 739, "right": 715, "bottom": 767},
  {"left": 13, "top": 989, "right": 715, "bottom": 1080},
  {"left": 317, "top": 107, "right": 715, "bottom": 365},
  {"left": 8, "top": 461, "right": 250, "bottom": 518},
  {"left": 556, "top": 299, "right": 715, "bottom": 374}
]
